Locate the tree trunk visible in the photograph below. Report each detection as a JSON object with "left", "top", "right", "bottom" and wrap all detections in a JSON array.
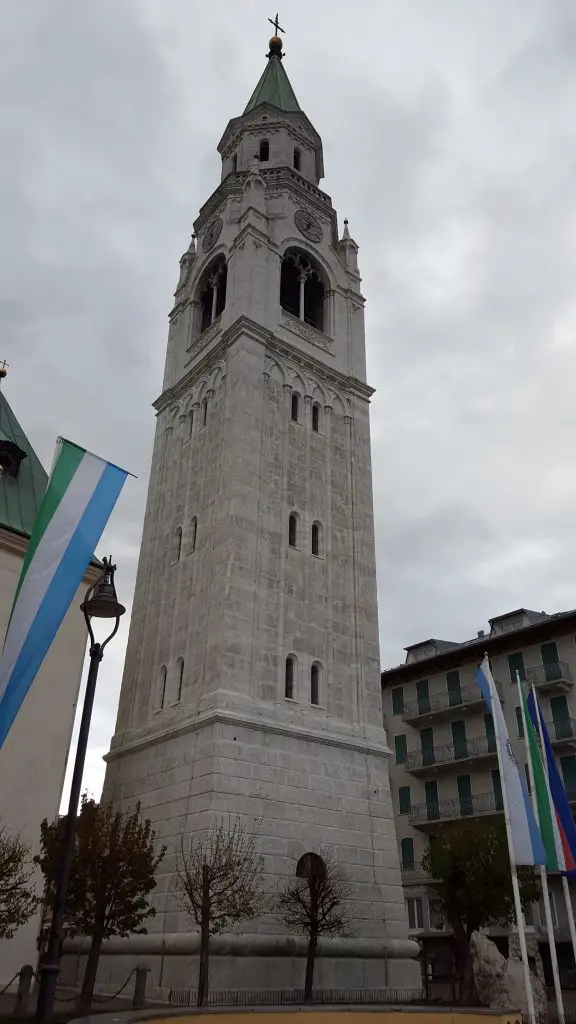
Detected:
[
  {"left": 453, "top": 928, "right": 477, "bottom": 1005},
  {"left": 304, "top": 929, "right": 318, "bottom": 1003},
  {"left": 79, "top": 926, "right": 104, "bottom": 1012},
  {"left": 197, "top": 864, "right": 210, "bottom": 1007}
]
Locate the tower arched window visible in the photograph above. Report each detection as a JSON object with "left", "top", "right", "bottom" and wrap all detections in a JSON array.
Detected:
[
  {"left": 285, "top": 656, "right": 296, "bottom": 700},
  {"left": 231, "top": 153, "right": 237, "bottom": 173},
  {"left": 280, "top": 249, "right": 326, "bottom": 332},
  {"left": 311, "top": 522, "right": 322, "bottom": 557},
  {"left": 293, "top": 147, "right": 301, "bottom": 171},
  {"left": 176, "top": 657, "right": 184, "bottom": 703},
  {"left": 312, "top": 402, "right": 321, "bottom": 432},
  {"left": 187, "top": 409, "right": 194, "bottom": 439},
  {"left": 202, "top": 397, "right": 208, "bottom": 426},
  {"left": 159, "top": 665, "right": 167, "bottom": 710},
  {"left": 291, "top": 392, "right": 300, "bottom": 422},
  {"left": 288, "top": 513, "right": 298, "bottom": 549},
  {"left": 311, "top": 662, "right": 321, "bottom": 706},
  {"left": 259, "top": 139, "right": 269, "bottom": 162},
  {"left": 190, "top": 515, "right": 198, "bottom": 553},
  {"left": 199, "top": 255, "right": 227, "bottom": 334},
  {"left": 172, "top": 527, "right": 182, "bottom": 564}
]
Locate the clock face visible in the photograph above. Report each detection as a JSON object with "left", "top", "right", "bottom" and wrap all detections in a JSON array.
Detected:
[
  {"left": 202, "top": 217, "right": 223, "bottom": 252},
  {"left": 294, "top": 208, "right": 323, "bottom": 243}
]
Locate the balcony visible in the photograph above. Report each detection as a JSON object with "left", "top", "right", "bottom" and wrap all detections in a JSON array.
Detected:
[
  {"left": 409, "top": 790, "right": 503, "bottom": 829},
  {"left": 526, "top": 661, "right": 573, "bottom": 695},
  {"left": 401, "top": 684, "right": 493, "bottom": 725},
  {"left": 545, "top": 718, "right": 576, "bottom": 750},
  {"left": 404, "top": 734, "right": 498, "bottom": 775},
  {"left": 400, "top": 863, "right": 439, "bottom": 885}
]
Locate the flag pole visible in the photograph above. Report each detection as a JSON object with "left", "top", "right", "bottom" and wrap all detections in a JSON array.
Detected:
[
  {"left": 517, "top": 675, "right": 564, "bottom": 1021},
  {"left": 531, "top": 684, "right": 576, "bottom": 977},
  {"left": 487, "top": 657, "right": 536, "bottom": 1024}
]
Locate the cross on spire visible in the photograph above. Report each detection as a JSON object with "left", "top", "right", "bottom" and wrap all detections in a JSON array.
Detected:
[{"left": 268, "top": 12, "right": 285, "bottom": 35}]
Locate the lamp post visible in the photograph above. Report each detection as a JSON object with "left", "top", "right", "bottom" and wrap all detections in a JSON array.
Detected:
[{"left": 35, "top": 557, "right": 125, "bottom": 1023}]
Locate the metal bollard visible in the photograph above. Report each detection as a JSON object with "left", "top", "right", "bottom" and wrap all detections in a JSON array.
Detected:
[
  {"left": 132, "top": 963, "right": 150, "bottom": 1009},
  {"left": 14, "top": 965, "right": 33, "bottom": 1015}
]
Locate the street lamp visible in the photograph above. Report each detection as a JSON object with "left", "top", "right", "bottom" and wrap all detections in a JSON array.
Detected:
[{"left": 36, "top": 558, "right": 125, "bottom": 1022}]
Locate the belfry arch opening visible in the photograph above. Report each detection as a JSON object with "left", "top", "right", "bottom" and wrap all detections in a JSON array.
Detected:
[
  {"left": 199, "top": 255, "right": 227, "bottom": 334},
  {"left": 280, "top": 249, "right": 327, "bottom": 333}
]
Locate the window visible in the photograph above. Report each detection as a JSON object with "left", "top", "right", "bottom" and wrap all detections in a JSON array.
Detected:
[
  {"left": 312, "top": 402, "right": 321, "bottom": 432},
  {"left": 285, "top": 656, "right": 295, "bottom": 699},
  {"left": 392, "top": 687, "right": 404, "bottom": 715},
  {"left": 293, "top": 147, "right": 301, "bottom": 171},
  {"left": 288, "top": 513, "right": 298, "bottom": 548},
  {"left": 492, "top": 768, "right": 503, "bottom": 810},
  {"left": 420, "top": 726, "right": 435, "bottom": 767},
  {"left": 515, "top": 706, "right": 525, "bottom": 738},
  {"left": 425, "top": 780, "right": 439, "bottom": 820},
  {"left": 199, "top": 255, "right": 227, "bottom": 333},
  {"left": 457, "top": 775, "right": 472, "bottom": 816},
  {"left": 539, "top": 892, "right": 558, "bottom": 929},
  {"left": 231, "top": 153, "right": 237, "bottom": 172},
  {"left": 416, "top": 679, "right": 430, "bottom": 715},
  {"left": 311, "top": 662, "right": 320, "bottom": 705},
  {"left": 187, "top": 409, "right": 194, "bottom": 439},
  {"left": 400, "top": 837, "right": 414, "bottom": 869},
  {"left": 524, "top": 762, "right": 531, "bottom": 794},
  {"left": 399, "top": 786, "right": 411, "bottom": 815},
  {"left": 561, "top": 755, "right": 576, "bottom": 798},
  {"left": 172, "top": 527, "right": 182, "bottom": 564},
  {"left": 395, "top": 734, "right": 407, "bottom": 764},
  {"left": 176, "top": 658, "right": 184, "bottom": 702},
  {"left": 190, "top": 516, "right": 198, "bottom": 553},
  {"left": 280, "top": 249, "right": 326, "bottom": 332},
  {"left": 296, "top": 852, "right": 326, "bottom": 880},
  {"left": 484, "top": 712, "right": 496, "bottom": 753},
  {"left": 159, "top": 666, "right": 167, "bottom": 710},
  {"left": 541, "top": 641, "right": 561, "bottom": 681},
  {"left": 452, "top": 720, "right": 468, "bottom": 760},
  {"left": 311, "top": 522, "right": 321, "bottom": 556},
  {"left": 508, "top": 651, "right": 526, "bottom": 683},
  {"left": 202, "top": 397, "right": 208, "bottom": 426},
  {"left": 291, "top": 392, "right": 300, "bottom": 422},
  {"left": 446, "top": 669, "right": 462, "bottom": 706},
  {"left": 259, "top": 139, "right": 269, "bottom": 162},
  {"left": 405, "top": 897, "right": 424, "bottom": 930},
  {"left": 428, "top": 899, "right": 444, "bottom": 931}
]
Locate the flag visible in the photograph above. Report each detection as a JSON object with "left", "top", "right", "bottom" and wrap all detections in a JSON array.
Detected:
[
  {"left": 527, "top": 691, "right": 576, "bottom": 874},
  {"left": 0, "top": 439, "right": 128, "bottom": 748},
  {"left": 475, "top": 655, "right": 546, "bottom": 866}
]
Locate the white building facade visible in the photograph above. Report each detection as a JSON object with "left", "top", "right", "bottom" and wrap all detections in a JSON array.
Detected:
[{"left": 92, "top": 34, "right": 420, "bottom": 998}]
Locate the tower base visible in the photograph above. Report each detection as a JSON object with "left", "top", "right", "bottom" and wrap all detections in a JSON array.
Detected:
[{"left": 60, "top": 933, "right": 422, "bottom": 1002}]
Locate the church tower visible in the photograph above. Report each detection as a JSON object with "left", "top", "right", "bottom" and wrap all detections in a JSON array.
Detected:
[{"left": 102, "top": 32, "right": 419, "bottom": 995}]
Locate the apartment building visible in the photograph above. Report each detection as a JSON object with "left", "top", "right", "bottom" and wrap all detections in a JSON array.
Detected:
[{"left": 381, "top": 607, "right": 576, "bottom": 983}]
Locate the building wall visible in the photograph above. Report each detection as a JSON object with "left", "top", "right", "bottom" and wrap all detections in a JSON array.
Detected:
[
  {"left": 0, "top": 531, "right": 96, "bottom": 986},
  {"left": 382, "top": 614, "right": 576, "bottom": 967}
]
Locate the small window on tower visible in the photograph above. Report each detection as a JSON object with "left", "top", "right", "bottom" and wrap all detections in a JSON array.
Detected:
[
  {"left": 202, "top": 398, "right": 208, "bottom": 426},
  {"left": 288, "top": 513, "right": 298, "bottom": 548},
  {"left": 311, "top": 522, "right": 321, "bottom": 557},
  {"left": 190, "top": 516, "right": 198, "bottom": 553},
  {"left": 311, "top": 663, "right": 321, "bottom": 706},
  {"left": 172, "top": 527, "right": 182, "bottom": 564},
  {"left": 187, "top": 409, "right": 194, "bottom": 439},
  {"left": 176, "top": 658, "right": 184, "bottom": 703},
  {"left": 291, "top": 392, "right": 300, "bottom": 422},
  {"left": 231, "top": 153, "right": 237, "bottom": 172},
  {"left": 259, "top": 139, "right": 269, "bottom": 162},
  {"left": 293, "top": 147, "right": 301, "bottom": 171},
  {"left": 312, "top": 402, "right": 321, "bottom": 432},
  {"left": 159, "top": 666, "right": 167, "bottom": 710},
  {"left": 285, "top": 656, "right": 295, "bottom": 700}
]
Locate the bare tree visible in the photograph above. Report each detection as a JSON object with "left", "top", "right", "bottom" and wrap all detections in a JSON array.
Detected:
[
  {"left": 277, "top": 850, "right": 351, "bottom": 1001},
  {"left": 176, "top": 817, "right": 265, "bottom": 1006},
  {"left": 0, "top": 825, "right": 38, "bottom": 940}
]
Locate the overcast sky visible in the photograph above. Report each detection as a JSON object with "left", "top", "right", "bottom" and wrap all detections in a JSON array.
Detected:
[{"left": 4, "top": 0, "right": 576, "bottom": 799}]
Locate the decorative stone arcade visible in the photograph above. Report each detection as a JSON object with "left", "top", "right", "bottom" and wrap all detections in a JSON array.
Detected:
[{"left": 90, "top": 28, "right": 420, "bottom": 1000}]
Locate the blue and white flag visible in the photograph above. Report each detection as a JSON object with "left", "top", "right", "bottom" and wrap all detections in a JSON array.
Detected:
[
  {"left": 0, "top": 439, "right": 128, "bottom": 748},
  {"left": 476, "top": 655, "right": 546, "bottom": 866}
]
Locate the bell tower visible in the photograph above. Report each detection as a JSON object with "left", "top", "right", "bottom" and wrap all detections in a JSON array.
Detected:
[{"left": 102, "top": 30, "right": 420, "bottom": 995}]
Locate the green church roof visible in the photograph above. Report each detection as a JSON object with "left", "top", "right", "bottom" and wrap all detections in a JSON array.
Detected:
[
  {"left": 244, "top": 54, "right": 301, "bottom": 114},
  {"left": 0, "top": 390, "right": 47, "bottom": 538}
]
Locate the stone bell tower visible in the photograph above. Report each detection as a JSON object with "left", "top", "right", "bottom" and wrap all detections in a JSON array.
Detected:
[{"left": 101, "top": 30, "right": 419, "bottom": 996}]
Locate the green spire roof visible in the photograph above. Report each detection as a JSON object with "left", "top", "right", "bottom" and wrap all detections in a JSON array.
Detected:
[
  {"left": 0, "top": 390, "right": 47, "bottom": 538},
  {"left": 244, "top": 54, "right": 301, "bottom": 114}
]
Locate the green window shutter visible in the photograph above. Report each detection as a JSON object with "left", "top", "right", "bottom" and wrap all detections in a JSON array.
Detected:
[
  {"left": 395, "top": 734, "right": 407, "bottom": 764},
  {"left": 541, "top": 642, "right": 560, "bottom": 682},
  {"left": 457, "top": 775, "right": 472, "bottom": 816},
  {"left": 446, "top": 669, "right": 462, "bottom": 706},
  {"left": 416, "top": 679, "right": 430, "bottom": 714},
  {"left": 420, "top": 726, "right": 435, "bottom": 766},
  {"left": 492, "top": 768, "right": 503, "bottom": 810},
  {"left": 550, "top": 695, "right": 569, "bottom": 723},
  {"left": 508, "top": 652, "right": 526, "bottom": 683},
  {"left": 392, "top": 687, "right": 404, "bottom": 715},
  {"left": 515, "top": 706, "right": 524, "bottom": 738},
  {"left": 425, "top": 780, "right": 439, "bottom": 821},
  {"left": 451, "top": 720, "right": 468, "bottom": 759},
  {"left": 399, "top": 786, "right": 411, "bottom": 815},
  {"left": 400, "top": 837, "right": 414, "bottom": 868},
  {"left": 484, "top": 712, "right": 496, "bottom": 752},
  {"left": 560, "top": 755, "right": 576, "bottom": 797}
]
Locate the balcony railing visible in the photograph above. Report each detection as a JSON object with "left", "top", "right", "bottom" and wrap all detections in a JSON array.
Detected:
[
  {"left": 400, "top": 863, "right": 439, "bottom": 884},
  {"left": 545, "top": 718, "right": 576, "bottom": 746},
  {"left": 404, "top": 733, "right": 497, "bottom": 773},
  {"left": 409, "top": 790, "right": 503, "bottom": 827},
  {"left": 402, "top": 684, "right": 487, "bottom": 723},
  {"left": 526, "top": 661, "right": 572, "bottom": 692}
]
